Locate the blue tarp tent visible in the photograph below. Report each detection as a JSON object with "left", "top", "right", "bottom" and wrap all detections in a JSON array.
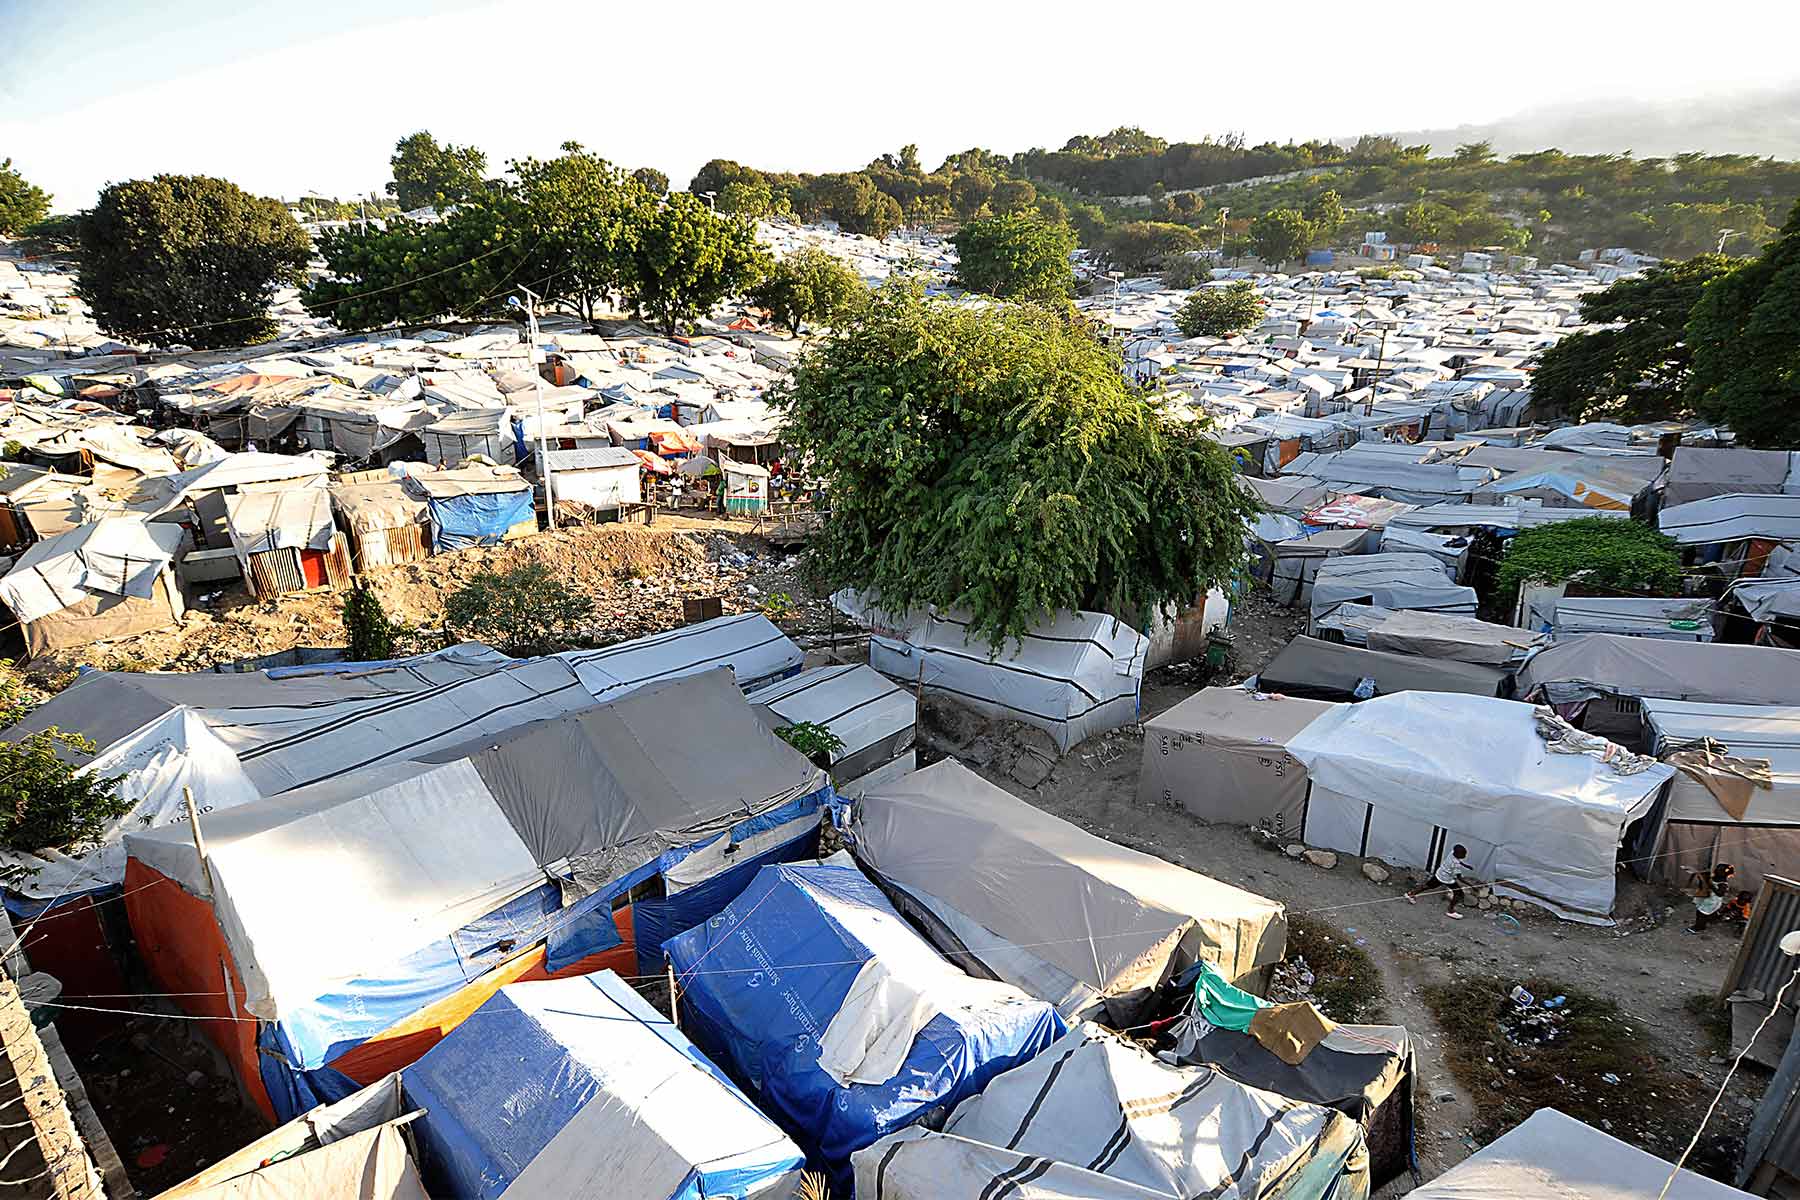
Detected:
[
  {"left": 663, "top": 863, "right": 1065, "bottom": 1189},
  {"left": 404, "top": 972, "right": 804, "bottom": 1200},
  {"left": 406, "top": 467, "right": 535, "bottom": 551}
]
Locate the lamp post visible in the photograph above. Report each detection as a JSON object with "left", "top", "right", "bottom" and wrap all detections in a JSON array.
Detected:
[
  {"left": 1218, "top": 206, "right": 1231, "bottom": 254},
  {"left": 510, "top": 286, "right": 557, "bottom": 529},
  {"left": 1716, "top": 227, "right": 1739, "bottom": 255},
  {"left": 701, "top": 190, "right": 718, "bottom": 212}
]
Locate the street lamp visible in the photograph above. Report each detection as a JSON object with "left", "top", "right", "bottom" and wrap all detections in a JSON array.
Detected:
[
  {"left": 1218, "top": 206, "right": 1231, "bottom": 254},
  {"left": 509, "top": 287, "right": 557, "bottom": 530},
  {"left": 1717, "top": 228, "right": 1739, "bottom": 254},
  {"left": 701, "top": 190, "right": 718, "bottom": 212}
]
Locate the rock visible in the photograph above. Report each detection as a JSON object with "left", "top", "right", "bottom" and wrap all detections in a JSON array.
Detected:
[
  {"left": 1432, "top": 1088, "right": 1456, "bottom": 1103},
  {"left": 1302, "top": 849, "right": 1338, "bottom": 870},
  {"left": 1478, "top": 898, "right": 1495, "bottom": 911},
  {"left": 1010, "top": 751, "right": 1053, "bottom": 789},
  {"left": 1283, "top": 844, "right": 1306, "bottom": 860},
  {"left": 185, "top": 1070, "right": 206, "bottom": 1088},
  {"left": 1361, "top": 862, "right": 1390, "bottom": 884}
]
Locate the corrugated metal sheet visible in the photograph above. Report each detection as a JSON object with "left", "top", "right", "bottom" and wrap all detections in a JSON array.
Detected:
[
  {"left": 246, "top": 548, "right": 305, "bottom": 599},
  {"left": 1723, "top": 875, "right": 1800, "bottom": 1002}
]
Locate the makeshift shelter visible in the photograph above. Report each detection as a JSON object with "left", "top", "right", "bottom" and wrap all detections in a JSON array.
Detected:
[
  {"left": 1551, "top": 596, "right": 1713, "bottom": 642},
  {"left": 1406, "top": 1107, "right": 1752, "bottom": 1200},
  {"left": 852, "top": 1024, "right": 1370, "bottom": 1200},
  {"left": 1308, "top": 553, "right": 1478, "bottom": 628},
  {"left": 662, "top": 861, "right": 1065, "bottom": 1187},
  {"left": 421, "top": 409, "right": 515, "bottom": 466},
  {"left": 749, "top": 663, "right": 916, "bottom": 790},
  {"left": 1238, "top": 473, "right": 1329, "bottom": 515},
  {"left": 1659, "top": 493, "right": 1800, "bottom": 549},
  {"left": 836, "top": 592, "right": 1147, "bottom": 752},
  {"left": 1288, "top": 691, "right": 1674, "bottom": 923},
  {"left": 853, "top": 760, "right": 1285, "bottom": 1020},
  {"left": 559, "top": 611, "right": 804, "bottom": 700},
  {"left": 1258, "top": 635, "right": 1506, "bottom": 702},
  {"left": 1174, "top": 1019, "right": 1416, "bottom": 1188},
  {"left": 719, "top": 457, "right": 769, "bottom": 514},
  {"left": 405, "top": 466, "right": 536, "bottom": 551},
  {"left": 1662, "top": 446, "right": 1797, "bottom": 509},
  {"left": 403, "top": 972, "right": 805, "bottom": 1200},
  {"left": 1364, "top": 608, "right": 1544, "bottom": 666},
  {"left": 0, "top": 517, "right": 185, "bottom": 655},
  {"left": 1264, "top": 529, "right": 1370, "bottom": 606},
  {"left": 123, "top": 668, "right": 833, "bottom": 1121},
  {"left": 1140, "top": 687, "right": 1333, "bottom": 829},
  {"left": 225, "top": 489, "right": 342, "bottom": 598},
  {"left": 539, "top": 446, "right": 642, "bottom": 512},
  {"left": 1630, "top": 697, "right": 1800, "bottom": 892},
  {"left": 329, "top": 478, "right": 430, "bottom": 569}
]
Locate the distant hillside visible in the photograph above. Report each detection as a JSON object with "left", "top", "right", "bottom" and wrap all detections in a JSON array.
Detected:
[{"left": 1376, "top": 85, "right": 1800, "bottom": 162}]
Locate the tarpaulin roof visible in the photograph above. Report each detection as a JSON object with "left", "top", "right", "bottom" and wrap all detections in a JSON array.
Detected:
[
  {"left": 147, "top": 452, "right": 330, "bottom": 511},
  {"left": 404, "top": 972, "right": 804, "bottom": 1200},
  {"left": 1385, "top": 501, "right": 1629, "bottom": 532},
  {"left": 1642, "top": 697, "right": 1800, "bottom": 827},
  {"left": 749, "top": 664, "right": 915, "bottom": 774},
  {"left": 1516, "top": 634, "right": 1800, "bottom": 706},
  {"left": 1236, "top": 473, "right": 1329, "bottom": 515},
  {"left": 1551, "top": 596, "right": 1712, "bottom": 641},
  {"left": 1289, "top": 692, "right": 1673, "bottom": 922},
  {"left": 404, "top": 465, "right": 531, "bottom": 499},
  {"left": 1260, "top": 635, "right": 1505, "bottom": 702},
  {"left": 1140, "top": 687, "right": 1333, "bottom": 827},
  {"left": 225, "top": 488, "right": 336, "bottom": 556},
  {"left": 1663, "top": 447, "right": 1798, "bottom": 509},
  {"left": 853, "top": 760, "right": 1285, "bottom": 1019},
  {"left": 853, "top": 1023, "right": 1369, "bottom": 1200},
  {"left": 1365, "top": 608, "right": 1545, "bottom": 665},
  {"left": 557, "top": 611, "right": 803, "bottom": 701},
  {"left": 1658, "top": 492, "right": 1800, "bottom": 546},
  {"left": 1309, "top": 553, "right": 1477, "bottom": 623},
  {"left": 663, "top": 862, "right": 1065, "bottom": 1186},
  {"left": 1406, "top": 1107, "right": 1752, "bottom": 1199},
  {"left": 0, "top": 517, "right": 183, "bottom": 624}
]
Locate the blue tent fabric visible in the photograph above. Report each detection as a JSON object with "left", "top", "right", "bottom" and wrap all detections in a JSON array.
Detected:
[
  {"left": 663, "top": 863, "right": 1066, "bottom": 1187},
  {"left": 427, "top": 489, "right": 534, "bottom": 551},
  {"left": 403, "top": 972, "right": 804, "bottom": 1200}
]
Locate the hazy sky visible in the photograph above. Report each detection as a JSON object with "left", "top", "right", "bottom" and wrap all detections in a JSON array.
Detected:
[{"left": 5, "top": 0, "right": 1798, "bottom": 210}]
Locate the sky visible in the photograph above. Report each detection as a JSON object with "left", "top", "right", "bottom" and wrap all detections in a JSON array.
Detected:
[{"left": 5, "top": 0, "right": 1800, "bottom": 211}]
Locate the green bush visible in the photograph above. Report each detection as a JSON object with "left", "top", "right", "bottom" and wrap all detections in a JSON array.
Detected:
[
  {"left": 1496, "top": 517, "right": 1682, "bottom": 603},
  {"left": 444, "top": 563, "right": 594, "bottom": 656},
  {"left": 1174, "top": 282, "right": 1265, "bottom": 338}
]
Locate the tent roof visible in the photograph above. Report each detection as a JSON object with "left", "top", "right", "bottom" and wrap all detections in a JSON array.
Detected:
[
  {"left": 1149, "top": 686, "right": 1334, "bottom": 745},
  {"left": 1309, "top": 553, "right": 1478, "bottom": 620},
  {"left": 1663, "top": 446, "right": 1796, "bottom": 508},
  {"left": 0, "top": 517, "right": 184, "bottom": 624},
  {"left": 225, "top": 488, "right": 335, "bottom": 554},
  {"left": 1365, "top": 608, "right": 1544, "bottom": 666},
  {"left": 1517, "top": 634, "right": 1800, "bottom": 706},
  {"left": 404, "top": 465, "right": 530, "bottom": 499},
  {"left": 1658, "top": 492, "right": 1800, "bottom": 545},
  {"left": 1260, "top": 635, "right": 1505, "bottom": 701},
  {"left": 1552, "top": 596, "right": 1711, "bottom": 639},
  {"left": 854, "top": 759, "right": 1285, "bottom": 1011},
  {"left": 748, "top": 663, "right": 914, "bottom": 764},
  {"left": 1406, "top": 1108, "right": 1752, "bottom": 1199}
]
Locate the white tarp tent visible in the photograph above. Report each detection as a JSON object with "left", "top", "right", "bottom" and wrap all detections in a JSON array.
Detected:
[
  {"left": 0, "top": 517, "right": 187, "bottom": 655},
  {"left": 1288, "top": 691, "right": 1674, "bottom": 923},
  {"left": 557, "top": 611, "right": 802, "bottom": 701},
  {"left": 835, "top": 592, "right": 1146, "bottom": 752},
  {"left": 749, "top": 663, "right": 916, "bottom": 788},
  {"left": 1659, "top": 493, "right": 1800, "bottom": 546},
  {"left": 1308, "top": 552, "right": 1477, "bottom": 627}
]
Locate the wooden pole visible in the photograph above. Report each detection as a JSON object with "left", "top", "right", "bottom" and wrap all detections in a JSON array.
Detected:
[
  {"left": 182, "top": 786, "right": 215, "bottom": 897},
  {"left": 666, "top": 960, "right": 679, "bottom": 1031}
]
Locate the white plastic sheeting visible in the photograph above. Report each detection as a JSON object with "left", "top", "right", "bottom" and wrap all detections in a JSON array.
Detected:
[
  {"left": 749, "top": 664, "right": 916, "bottom": 785},
  {"left": 1659, "top": 493, "right": 1800, "bottom": 546},
  {"left": 559, "top": 612, "right": 803, "bottom": 702},
  {"left": 0, "top": 518, "right": 184, "bottom": 623},
  {"left": 835, "top": 593, "right": 1146, "bottom": 752},
  {"left": 1288, "top": 692, "right": 1673, "bottom": 923},
  {"left": 1308, "top": 552, "right": 1478, "bottom": 626}
]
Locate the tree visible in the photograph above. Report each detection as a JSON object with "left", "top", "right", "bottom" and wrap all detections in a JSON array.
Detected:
[
  {"left": 79, "top": 175, "right": 311, "bottom": 348},
  {"left": 1302, "top": 190, "right": 1347, "bottom": 244},
  {"left": 1687, "top": 201, "right": 1800, "bottom": 447},
  {"left": 1454, "top": 140, "right": 1497, "bottom": 165},
  {"left": 770, "top": 281, "right": 1259, "bottom": 647},
  {"left": 719, "top": 177, "right": 775, "bottom": 219},
  {"left": 1531, "top": 254, "right": 1738, "bottom": 422},
  {"left": 1249, "top": 208, "right": 1311, "bottom": 266},
  {"left": 343, "top": 584, "right": 400, "bottom": 661},
  {"left": 620, "top": 192, "right": 769, "bottom": 336},
  {"left": 1175, "top": 282, "right": 1265, "bottom": 338},
  {"left": 950, "top": 212, "right": 1076, "bottom": 302},
  {"left": 0, "top": 665, "right": 129, "bottom": 885},
  {"left": 444, "top": 563, "right": 594, "bottom": 656},
  {"left": 387, "top": 130, "right": 488, "bottom": 210},
  {"left": 1396, "top": 199, "right": 1457, "bottom": 245},
  {"left": 632, "top": 166, "right": 670, "bottom": 195},
  {"left": 750, "top": 248, "right": 868, "bottom": 334},
  {"left": 989, "top": 178, "right": 1038, "bottom": 214},
  {"left": 1103, "top": 221, "right": 1202, "bottom": 273},
  {"left": 13, "top": 214, "right": 80, "bottom": 259},
  {"left": 512, "top": 143, "right": 644, "bottom": 325},
  {"left": 1496, "top": 518, "right": 1682, "bottom": 607},
  {"left": 0, "top": 159, "right": 50, "bottom": 236}
]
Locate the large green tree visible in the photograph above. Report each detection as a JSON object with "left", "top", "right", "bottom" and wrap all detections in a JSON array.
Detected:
[
  {"left": 1687, "top": 201, "right": 1800, "bottom": 447},
  {"left": 1103, "top": 221, "right": 1202, "bottom": 273},
  {"left": 950, "top": 212, "right": 1076, "bottom": 302},
  {"left": 79, "top": 175, "right": 311, "bottom": 348},
  {"left": 0, "top": 159, "right": 50, "bottom": 236},
  {"left": 620, "top": 192, "right": 768, "bottom": 336},
  {"left": 749, "top": 248, "right": 867, "bottom": 335},
  {"left": 1532, "top": 254, "right": 1738, "bottom": 422},
  {"left": 512, "top": 143, "right": 644, "bottom": 325},
  {"left": 387, "top": 130, "right": 489, "bottom": 210},
  {"left": 1175, "top": 282, "right": 1265, "bottom": 338},
  {"left": 771, "top": 281, "right": 1258, "bottom": 647},
  {"left": 1250, "top": 208, "right": 1312, "bottom": 266}
]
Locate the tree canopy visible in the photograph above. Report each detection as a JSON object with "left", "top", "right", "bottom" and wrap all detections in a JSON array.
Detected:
[
  {"left": 1250, "top": 208, "right": 1312, "bottom": 266},
  {"left": 631, "top": 166, "right": 670, "bottom": 195},
  {"left": 511, "top": 143, "right": 643, "bottom": 325},
  {"left": 1687, "top": 200, "right": 1800, "bottom": 448},
  {"left": 1496, "top": 517, "right": 1682, "bottom": 602},
  {"left": 771, "top": 282, "right": 1258, "bottom": 647},
  {"left": 388, "top": 130, "right": 489, "bottom": 210},
  {"left": 1531, "top": 254, "right": 1739, "bottom": 423},
  {"left": 620, "top": 192, "right": 768, "bottom": 336},
  {"left": 749, "top": 248, "right": 868, "bottom": 335},
  {"left": 1102, "top": 221, "right": 1202, "bottom": 273},
  {"left": 304, "top": 199, "right": 531, "bottom": 330},
  {"left": 950, "top": 212, "right": 1076, "bottom": 302},
  {"left": 79, "top": 175, "right": 311, "bottom": 348},
  {"left": 0, "top": 667, "right": 128, "bottom": 883},
  {"left": 0, "top": 159, "right": 50, "bottom": 236},
  {"left": 1175, "top": 282, "right": 1265, "bottom": 338}
]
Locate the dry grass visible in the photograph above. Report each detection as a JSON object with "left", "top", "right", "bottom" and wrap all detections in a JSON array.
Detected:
[{"left": 1284, "top": 912, "right": 1387, "bottom": 1024}]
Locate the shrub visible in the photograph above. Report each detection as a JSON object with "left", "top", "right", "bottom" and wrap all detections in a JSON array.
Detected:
[
  {"left": 1496, "top": 517, "right": 1682, "bottom": 605},
  {"left": 342, "top": 584, "right": 399, "bottom": 662},
  {"left": 1174, "top": 282, "right": 1265, "bottom": 338},
  {"left": 0, "top": 664, "right": 128, "bottom": 883},
  {"left": 443, "top": 563, "right": 594, "bottom": 655}
]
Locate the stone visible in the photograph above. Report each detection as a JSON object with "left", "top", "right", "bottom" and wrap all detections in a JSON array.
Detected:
[
  {"left": 185, "top": 1070, "right": 206, "bottom": 1088},
  {"left": 1010, "top": 751, "right": 1053, "bottom": 789},
  {"left": 1302, "top": 849, "right": 1338, "bottom": 870},
  {"left": 1283, "top": 844, "right": 1306, "bottom": 860},
  {"left": 1478, "top": 898, "right": 1494, "bottom": 911},
  {"left": 1432, "top": 1088, "right": 1456, "bottom": 1103},
  {"left": 1361, "top": 862, "right": 1390, "bottom": 884}
]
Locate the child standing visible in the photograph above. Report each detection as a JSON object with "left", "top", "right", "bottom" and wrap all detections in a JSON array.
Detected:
[{"left": 1406, "top": 844, "right": 1472, "bottom": 920}]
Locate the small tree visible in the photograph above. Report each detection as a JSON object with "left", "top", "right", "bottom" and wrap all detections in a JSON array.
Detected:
[
  {"left": 1103, "top": 221, "right": 1202, "bottom": 274},
  {"left": 950, "top": 212, "right": 1076, "bottom": 302},
  {"left": 342, "top": 584, "right": 399, "bottom": 662},
  {"left": 0, "top": 666, "right": 128, "bottom": 884},
  {"left": 444, "top": 563, "right": 594, "bottom": 656},
  {"left": 0, "top": 159, "right": 50, "bottom": 236},
  {"left": 750, "top": 249, "right": 869, "bottom": 335},
  {"left": 774, "top": 721, "right": 845, "bottom": 768},
  {"left": 1175, "top": 282, "right": 1265, "bottom": 338},
  {"left": 719, "top": 177, "right": 775, "bottom": 220},
  {"left": 79, "top": 175, "right": 311, "bottom": 348},
  {"left": 1302, "top": 190, "right": 1347, "bottom": 244},
  {"left": 620, "top": 193, "right": 769, "bottom": 337},
  {"left": 631, "top": 166, "right": 670, "bottom": 195},
  {"left": 388, "top": 130, "right": 489, "bottom": 210},
  {"left": 1496, "top": 518, "right": 1682, "bottom": 609},
  {"left": 1160, "top": 255, "right": 1213, "bottom": 290},
  {"left": 1249, "top": 208, "right": 1312, "bottom": 267}
]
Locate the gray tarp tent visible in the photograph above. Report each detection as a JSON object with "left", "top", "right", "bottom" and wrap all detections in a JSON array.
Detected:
[
  {"left": 1364, "top": 608, "right": 1543, "bottom": 666},
  {"left": 1516, "top": 635, "right": 1800, "bottom": 728},
  {"left": 1551, "top": 596, "right": 1714, "bottom": 642},
  {"left": 1406, "top": 1107, "right": 1753, "bottom": 1199},
  {"left": 852, "top": 759, "right": 1285, "bottom": 1017},
  {"left": 852, "top": 1024, "right": 1370, "bottom": 1200},
  {"left": 1140, "top": 687, "right": 1333, "bottom": 829},
  {"left": 1662, "top": 446, "right": 1796, "bottom": 508},
  {"left": 1266, "top": 529, "right": 1370, "bottom": 606},
  {"left": 748, "top": 664, "right": 916, "bottom": 790},
  {"left": 1259, "top": 635, "right": 1506, "bottom": 703},
  {"left": 1308, "top": 552, "right": 1478, "bottom": 627},
  {"left": 1658, "top": 492, "right": 1800, "bottom": 547}
]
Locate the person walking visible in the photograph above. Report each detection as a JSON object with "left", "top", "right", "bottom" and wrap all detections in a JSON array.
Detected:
[{"left": 1406, "top": 844, "right": 1472, "bottom": 920}]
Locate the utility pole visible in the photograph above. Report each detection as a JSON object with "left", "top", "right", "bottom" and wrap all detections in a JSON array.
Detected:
[
  {"left": 512, "top": 287, "right": 557, "bottom": 529},
  {"left": 1366, "top": 325, "right": 1389, "bottom": 417}
]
